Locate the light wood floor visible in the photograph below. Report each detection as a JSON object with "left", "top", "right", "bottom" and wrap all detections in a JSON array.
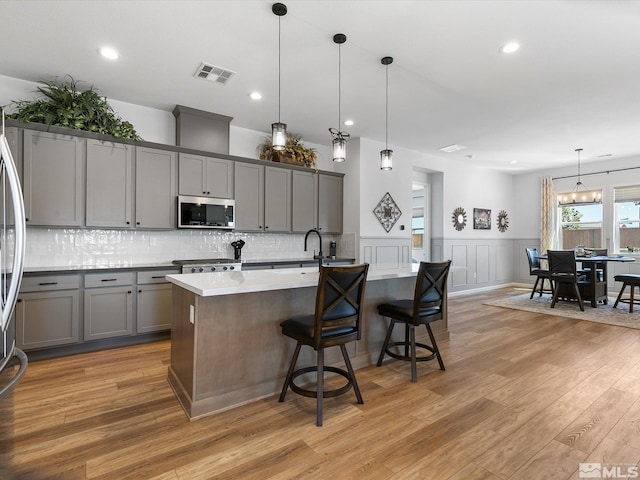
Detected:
[{"left": 2, "top": 287, "right": 640, "bottom": 480}]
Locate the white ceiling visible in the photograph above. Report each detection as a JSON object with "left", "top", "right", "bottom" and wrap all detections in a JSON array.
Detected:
[{"left": 1, "top": 0, "right": 639, "bottom": 173}]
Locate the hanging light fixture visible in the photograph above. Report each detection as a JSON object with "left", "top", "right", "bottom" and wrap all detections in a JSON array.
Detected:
[
  {"left": 558, "top": 148, "right": 602, "bottom": 206},
  {"left": 271, "top": 3, "right": 287, "bottom": 151},
  {"left": 380, "top": 56, "right": 393, "bottom": 170},
  {"left": 329, "top": 33, "right": 349, "bottom": 163}
]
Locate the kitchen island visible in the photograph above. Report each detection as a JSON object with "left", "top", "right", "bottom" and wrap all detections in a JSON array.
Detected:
[{"left": 166, "top": 265, "right": 449, "bottom": 420}]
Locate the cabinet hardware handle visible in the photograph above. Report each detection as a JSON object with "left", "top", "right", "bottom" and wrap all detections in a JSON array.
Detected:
[
  {"left": 126, "top": 221, "right": 130, "bottom": 225},
  {"left": 38, "top": 282, "right": 58, "bottom": 286},
  {"left": 138, "top": 289, "right": 142, "bottom": 293},
  {"left": 265, "top": 226, "right": 269, "bottom": 229},
  {"left": 17, "top": 299, "right": 22, "bottom": 303},
  {"left": 207, "top": 191, "right": 210, "bottom": 195},
  {"left": 25, "top": 218, "right": 29, "bottom": 222},
  {"left": 136, "top": 222, "right": 141, "bottom": 225},
  {"left": 128, "top": 290, "right": 132, "bottom": 294},
  {"left": 151, "top": 276, "right": 164, "bottom": 279},
  {"left": 101, "top": 278, "right": 117, "bottom": 282}
]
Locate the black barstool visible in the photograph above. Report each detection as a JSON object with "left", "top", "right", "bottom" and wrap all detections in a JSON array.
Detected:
[
  {"left": 613, "top": 274, "right": 640, "bottom": 312},
  {"left": 376, "top": 260, "right": 451, "bottom": 382},
  {"left": 279, "top": 264, "right": 369, "bottom": 426}
]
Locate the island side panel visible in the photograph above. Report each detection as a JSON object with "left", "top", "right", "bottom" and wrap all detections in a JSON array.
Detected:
[{"left": 168, "top": 285, "right": 197, "bottom": 412}]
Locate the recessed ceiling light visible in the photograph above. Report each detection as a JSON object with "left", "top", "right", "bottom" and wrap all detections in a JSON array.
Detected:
[
  {"left": 501, "top": 42, "right": 520, "bottom": 54},
  {"left": 249, "top": 92, "right": 262, "bottom": 100},
  {"left": 344, "top": 119, "right": 354, "bottom": 126},
  {"left": 98, "top": 46, "right": 119, "bottom": 60},
  {"left": 510, "top": 160, "right": 518, "bottom": 164}
]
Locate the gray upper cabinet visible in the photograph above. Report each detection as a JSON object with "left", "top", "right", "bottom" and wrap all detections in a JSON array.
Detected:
[
  {"left": 318, "top": 173, "right": 343, "bottom": 234},
  {"left": 264, "top": 166, "right": 291, "bottom": 232},
  {"left": 86, "top": 139, "right": 133, "bottom": 228},
  {"left": 23, "top": 130, "right": 85, "bottom": 226},
  {"left": 292, "top": 170, "right": 318, "bottom": 233},
  {"left": 178, "top": 153, "right": 233, "bottom": 198},
  {"left": 135, "top": 147, "right": 177, "bottom": 229},
  {"left": 234, "top": 162, "right": 264, "bottom": 232},
  {"left": 2, "top": 127, "right": 22, "bottom": 226}
]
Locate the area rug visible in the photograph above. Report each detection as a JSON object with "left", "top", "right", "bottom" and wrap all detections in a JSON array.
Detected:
[{"left": 484, "top": 292, "right": 640, "bottom": 330}]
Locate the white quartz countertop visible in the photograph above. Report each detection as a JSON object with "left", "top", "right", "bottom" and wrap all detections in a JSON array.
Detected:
[{"left": 166, "top": 264, "right": 419, "bottom": 297}]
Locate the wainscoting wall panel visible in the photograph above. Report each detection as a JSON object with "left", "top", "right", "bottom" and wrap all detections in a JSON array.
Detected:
[
  {"left": 475, "top": 244, "right": 490, "bottom": 284},
  {"left": 360, "top": 237, "right": 412, "bottom": 272}
]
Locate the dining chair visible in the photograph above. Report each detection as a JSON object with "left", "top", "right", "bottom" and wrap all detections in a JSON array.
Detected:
[
  {"left": 376, "top": 260, "right": 451, "bottom": 382},
  {"left": 548, "top": 250, "right": 588, "bottom": 311},
  {"left": 279, "top": 263, "right": 369, "bottom": 426},
  {"left": 525, "top": 248, "right": 553, "bottom": 298}
]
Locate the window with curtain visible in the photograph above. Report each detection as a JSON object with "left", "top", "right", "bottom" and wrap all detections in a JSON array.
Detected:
[
  {"left": 558, "top": 199, "right": 603, "bottom": 249},
  {"left": 614, "top": 185, "right": 640, "bottom": 253}
]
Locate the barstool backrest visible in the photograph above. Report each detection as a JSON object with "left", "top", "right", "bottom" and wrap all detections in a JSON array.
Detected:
[
  {"left": 412, "top": 260, "right": 452, "bottom": 324},
  {"left": 313, "top": 264, "right": 369, "bottom": 348},
  {"left": 525, "top": 248, "right": 542, "bottom": 273},
  {"left": 547, "top": 250, "right": 578, "bottom": 277}
]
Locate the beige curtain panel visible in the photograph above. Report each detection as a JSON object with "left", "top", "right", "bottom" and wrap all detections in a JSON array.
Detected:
[{"left": 540, "top": 177, "right": 558, "bottom": 254}]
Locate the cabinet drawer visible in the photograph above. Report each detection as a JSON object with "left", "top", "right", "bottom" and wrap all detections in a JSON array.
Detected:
[
  {"left": 137, "top": 269, "right": 180, "bottom": 284},
  {"left": 84, "top": 272, "right": 134, "bottom": 288},
  {"left": 21, "top": 274, "right": 81, "bottom": 292}
]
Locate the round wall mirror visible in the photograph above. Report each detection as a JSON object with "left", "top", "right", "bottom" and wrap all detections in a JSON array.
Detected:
[
  {"left": 452, "top": 207, "right": 467, "bottom": 231},
  {"left": 497, "top": 210, "right": 509, "bottom": 232}
]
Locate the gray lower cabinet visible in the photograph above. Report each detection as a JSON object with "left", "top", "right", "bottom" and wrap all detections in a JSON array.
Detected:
[
  {"left": 178, "top": 153, "right": 234, "bottom": 198},
  {"left": 135, "top": 146, "right": 177, "bottom": 228},
  {"left": 86, "top": 139, "right": 133, "bottom": 227},
  {"left": 84, "top": 272, "right": 134, "bottom": 341},
  {"left": 15, "top": 275, "right": 81, "bottom": 350},
  {"left": 136, "top": 270, "right": 177, "bottom": 333},
  {"left": 23, "top": 129, "right": 85, "bottom": 227}
]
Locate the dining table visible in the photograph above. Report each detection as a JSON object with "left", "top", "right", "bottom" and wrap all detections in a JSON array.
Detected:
[{"left": 539, "top": 254, "right": 635, "bottom": 308}]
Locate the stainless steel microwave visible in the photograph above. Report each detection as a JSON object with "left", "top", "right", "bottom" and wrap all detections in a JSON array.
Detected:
[{"left": 177, "top": 195, "right": 235, "bottom": 229}]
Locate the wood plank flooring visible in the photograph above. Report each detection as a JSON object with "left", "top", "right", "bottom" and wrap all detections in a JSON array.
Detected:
[{"left": 2, "top": 287, "right": 640, "bottom": 479}]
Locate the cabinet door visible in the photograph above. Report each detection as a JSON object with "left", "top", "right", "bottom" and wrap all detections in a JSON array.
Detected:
[
  {"left": 264, "top": 166, "right": 291, "bottom": 232},
  {"left": 206, "top": 158, "right": 234, "bottom": 199},
  {"left": 234, "top": 163, "right": 264, "bottom": 231},
  {"left": 23, "top": 130, "right": 85, "bottom": 226},
  {"left": 86, "top": 139, "right": 133, "bottom": 227},
  {"left": 15, "top": 290, "right": 80, "bottom": 349},
  {"left": 84, "top": 286, "right": 133, "bottom": 340},
  {"left": 178, "top": 153, "right": 206, "bottom": 196},
  {"left": 135, "top": 147, "right": 177, "bottom": 228},
  {"left": 318, "top": 174, "right": 343, "bottom": 234},
  {"left": 292, "top": 170, "right": 318, "bottom": 233},
  {"left": 137, "top": 283, "right": 172, "bottom": 333},
  {"left": 1, "top": 127, "right": 22, "bottom": 226}
]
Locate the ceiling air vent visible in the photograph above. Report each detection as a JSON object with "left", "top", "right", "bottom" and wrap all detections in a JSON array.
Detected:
[
  {"left": 194, "top": 62, "right": 236, "bottom": 85},
  {"left": 440, "top": 144, "right": 468, "bottom": 153}
]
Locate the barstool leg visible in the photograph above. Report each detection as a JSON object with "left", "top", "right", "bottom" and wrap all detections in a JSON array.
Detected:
[
  {"left": 317, "top": 349, "right": 324, "bottom": 427},
  {"left": 376, "top": 319, "right": 395, "bottom": 366},
  {"left": 631, "top": 285, "right": 636, "bottom": 313},
  {"left": 409, "top": 325, "right": 417, "bottom": 383},
  {"left": 614, "top": 284, "right": 627, "bottom": 309},
  {"left": 279, "top": 343, "right": 301, "bottom": 402},
  {"left": 404, "top": 323, "right": 410, "bottom": 359},
  {"left": 340, "top": 344, "right": 363, "bottom": 404},
  {"left": 426, "top": 323, "right": 445, "bottom": 371}
]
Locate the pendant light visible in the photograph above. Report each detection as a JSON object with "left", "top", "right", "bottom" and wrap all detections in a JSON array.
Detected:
[
  {"left": 380, "top": 56, "right": 393, "bottom": 170},
  {"left": 271, "top": 3, "right": 287, "bottom": 151},
  {"left": 329, "top": 33, "right": 349, "bottom": 163},
  {"left": 557, "top": 148, "right": 602, "bottom": 206}
]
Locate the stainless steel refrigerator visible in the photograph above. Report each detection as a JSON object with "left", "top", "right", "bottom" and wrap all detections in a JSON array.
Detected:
[{"left": 0, "top": 115, "right": 27, "bottom": 400}]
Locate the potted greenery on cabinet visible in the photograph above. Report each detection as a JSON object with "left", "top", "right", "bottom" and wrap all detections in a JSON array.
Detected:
[
  {"left": 258, "top": 131, "right": 317, "bottom": 171},
  {"left": 6, "top": 75, "right": 141, "bottom": 140}
]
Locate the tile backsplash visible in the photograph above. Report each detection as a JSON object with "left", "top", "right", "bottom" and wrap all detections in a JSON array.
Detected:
[{"left": 24, "top": 228, "right": 355, "bottom": 268}]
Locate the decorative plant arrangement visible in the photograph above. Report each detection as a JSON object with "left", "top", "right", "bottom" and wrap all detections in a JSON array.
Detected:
[
  {"left": 258, "top": 131, "right": 317, "bottom": 171},
  {"left": 6, "top": 75, "right": 142, "bottom": 140}
]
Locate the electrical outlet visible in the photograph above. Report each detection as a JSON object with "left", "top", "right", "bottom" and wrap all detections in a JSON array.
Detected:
[{"left": 189, "top": 305, "right": 195, "bottom": 324}]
